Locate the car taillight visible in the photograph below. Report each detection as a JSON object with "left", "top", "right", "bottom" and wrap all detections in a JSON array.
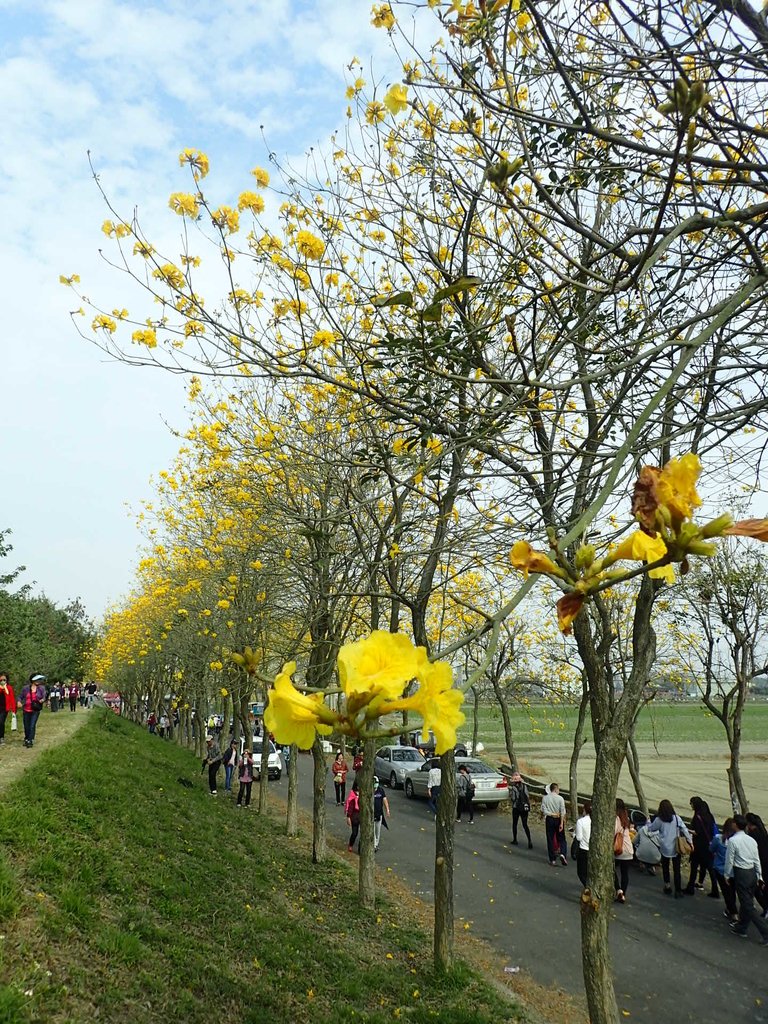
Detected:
[{"left": 496, "top": 780, "right": 508, "bottom": 788}]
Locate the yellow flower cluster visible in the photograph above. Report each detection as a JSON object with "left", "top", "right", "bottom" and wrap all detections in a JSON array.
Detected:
[
  {"left": 263, "top": 631, "right": 464, "bottom": 752},
  {"left": 371, "top": 3, "right": 396, "bottom": 29},
  {"left": 132, "top": 328, "right": 158, "bottom": 349},
  {"left": 238, "top": 191, "right": 266, "bottom": 215},
  {"left": 92, "top": 314, "right": 117, "bottom": 334},
  {"left": 179, "top": 149, "right": 209, "bottom": 179},
  {"left": 294, "top": 230, "right": 326, "bottom": 261},
  {"left": 211, "top": 206, "right": 240, "bottom": 234},
  {"left": 169, "top": 193, "right": 200, "bottom": 217}
]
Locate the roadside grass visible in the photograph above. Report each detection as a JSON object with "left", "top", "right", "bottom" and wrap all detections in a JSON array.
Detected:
[
  {"left": 466, "top": 700, "right": 768, "bottom": 751},
  {"left": 0, "top": 712, "right": 527, "bottom": 1024}
]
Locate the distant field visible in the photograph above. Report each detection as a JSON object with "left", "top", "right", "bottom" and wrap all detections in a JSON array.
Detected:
[
  {"left": 462, "top": 700, "right": 768, "bottom": 820},
  {"left": 463, "top": 700, "right": 768, "bottom": 749}
]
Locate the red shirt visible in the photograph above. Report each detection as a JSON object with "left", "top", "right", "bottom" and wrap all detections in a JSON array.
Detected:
[{"left": 0, "top": 684, "right": 15, "bottom": 712}]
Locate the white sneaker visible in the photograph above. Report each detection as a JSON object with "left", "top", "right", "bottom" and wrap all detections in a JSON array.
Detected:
[{"left": 211, "top": 790, "right": 218, "bottom": 796}]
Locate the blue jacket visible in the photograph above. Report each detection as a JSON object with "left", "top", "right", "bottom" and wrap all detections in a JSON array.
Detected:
[{"left": 710, "top": 833, "right": 728, "bottom": 874}]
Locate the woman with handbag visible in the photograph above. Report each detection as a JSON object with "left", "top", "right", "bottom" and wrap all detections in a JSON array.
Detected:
[
  {"left": 331, "top": 751, "right": 349, "bottom": 806},
  {"left": 614, "top": 799, "right": 634, "bottom": 903},
  {"left": 0, "top": 672, "right": 16, "bottom": 744},
  {"left": 647, "top": 799, "right": 693, "bottom": 898},
  {"left": 509, "top": 772, "right": 532, "bottom": 848},
  {"left": 17, "top": 674, "right": 47, "bottom": 748}
]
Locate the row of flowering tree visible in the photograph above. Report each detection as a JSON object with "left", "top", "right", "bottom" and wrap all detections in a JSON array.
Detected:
[{"left": 80, "top": 1, "right": 768, "bottom": 1020}]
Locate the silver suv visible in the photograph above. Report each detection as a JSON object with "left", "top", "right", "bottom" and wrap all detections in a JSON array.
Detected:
[{"left": 374, "top": 745, "right": 425, "bottom": 789}]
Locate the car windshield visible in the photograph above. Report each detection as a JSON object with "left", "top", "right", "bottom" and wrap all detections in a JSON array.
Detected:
[
  {"left": 461, "top": 760, "right": 495, "bottom": 774},
  {"left": 253, "top": 741, "right": 277, "bottom": 754},
  {"left": 393, "top": 750, "right": 423, "bottom": 762}
]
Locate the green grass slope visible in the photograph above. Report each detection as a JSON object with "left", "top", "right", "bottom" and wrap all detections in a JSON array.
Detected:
[{"left": 0, "top": 713, "right": 525, "bottom": 1024}]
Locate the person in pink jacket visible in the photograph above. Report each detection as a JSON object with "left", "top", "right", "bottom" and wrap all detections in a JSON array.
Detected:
[{"left": 614, "top": 799, "right": 634, "bottom": 903}]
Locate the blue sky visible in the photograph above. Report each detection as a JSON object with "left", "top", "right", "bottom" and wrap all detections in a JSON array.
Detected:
[{"left": 0, "top": 0, "right": 401, "bottom": 617}]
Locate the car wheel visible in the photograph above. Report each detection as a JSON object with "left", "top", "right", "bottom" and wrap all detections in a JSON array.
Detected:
[
  {"left": 389, "top": 771, "right": 398, "bottom": 789},
  {"left": 405, "top": 778, "right": 414, "bottom": 799},
  {"left": 485, "top": 802, "right": 499, "bottom": 811}
]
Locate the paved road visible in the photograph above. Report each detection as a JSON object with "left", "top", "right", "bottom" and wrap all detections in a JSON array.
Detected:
[{"left": 293, "top": 759, "right": 768, "bottom": 1024}]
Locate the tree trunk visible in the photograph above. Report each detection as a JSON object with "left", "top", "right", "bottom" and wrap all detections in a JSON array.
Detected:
[
  {"left": 625, "top": 726, "right": 648, "bottom": 818},
  {"left": 311, "top": 735, "right": 328, "bottom": 864},
  {"left": 568, "top": 681, "right": 589, "bottom": 823},
  {"left": 286, "top": 744, "right": 299, "bottom": 836},
  {"left": 358, "top": 737, "right": 377, "bottom": 909},
  {"left": 470, "top": 686, "right": 480, "bottom": 755},
  {"left": 490, "top": 676, "right": 518, "bottom": 769},
  {"left": 434, "top": 748, "right": 456, "bottom": 971},
  {"left": 580, "top": 738, "right": 625, "bottom": 1024},
  {"left": 727, "top": 748, "right": 749, "bottom": 813}
]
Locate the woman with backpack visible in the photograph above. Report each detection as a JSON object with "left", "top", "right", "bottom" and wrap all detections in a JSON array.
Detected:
[
  {"left": 647, "top": 799, "right": 693, "bottom": 898},
  {"left": 456, "top": 764, "right": 475, "bottom": 823},
  {"left": 345, "top": 780, "right": 361, "bottom": 852},
  {"left": 509, "top": 771, "right": 532, "bottom": 848}
]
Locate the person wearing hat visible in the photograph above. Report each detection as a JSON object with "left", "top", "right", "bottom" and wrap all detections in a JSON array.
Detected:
[
  {"left": 202, "top": 736, "right": 223, "bottom": 795},
  {"left": 17, "top": 674, "right": 47, "bottom": 748},
  {"left": 509, "top": 771, "right": 532, "bottom": 849}
]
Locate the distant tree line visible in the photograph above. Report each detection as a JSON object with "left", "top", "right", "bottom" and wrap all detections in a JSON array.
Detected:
[{"left": 0, "top": 529, "right": 93, "bottom": 683}]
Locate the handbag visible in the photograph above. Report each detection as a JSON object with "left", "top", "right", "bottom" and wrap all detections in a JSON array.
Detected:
[
  {"left": 613, "top": 830, "right": 625, "bottom": 856},
  {"left": 31, "top": 699, "right": 44, "bottom": 713},
  {"left": 676, "top": 817, "right": 693, "bottom": 856},
  {"left": 333, "top": 773, "right": 343, "bottom": 783},
  {"left": 571, "top": 836, "right": 580, "bottom": 860}
]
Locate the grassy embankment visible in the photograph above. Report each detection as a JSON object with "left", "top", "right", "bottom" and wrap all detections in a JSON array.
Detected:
[{"left": 0, "top": 712, "right": 527, "bottom": 1024}]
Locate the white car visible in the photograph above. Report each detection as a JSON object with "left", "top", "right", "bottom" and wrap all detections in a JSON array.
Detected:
[
  {"left": 239, "top": 737, "right": 282, "bottom": 780},
  {"left": 374, "top": 745, "right": 425, "bottom": 788}
]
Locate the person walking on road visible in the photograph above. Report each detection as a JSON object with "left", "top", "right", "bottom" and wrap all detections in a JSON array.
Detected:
[
  {"left": 373, "top": 776, "right": 390, "bottom": 852},
  {"left": 236, "top": 748, "right": 254, "bottom": 808},
  {"left": 614, "top": 799, "right": 633, "bottom": 903},
  {"left": 574, "top": 800, "right": 592, "bottom": 888},
  {"left": 427, "top": 759, "right": 442, "bottom": 819},
  {"left": 68, "top": 682, "right": 79, "bottom": 712},
  {"left": 0, "top": 672, "right": 16, "bottom": 744},
  {"left": 203, "top": 736, "right": 223, "bottom": 795},
  {"left": 456, "top": 764, "right": 475, "bottom": 823},
  {"left": 541, "top": 782, "right": 568, "bottom": 866},
  {"left": 725, "top": 815, "right": 768, "bottom": 944},
  {"left": 18, "top": 674, "right": 47, "bottom": 748},
  {"left": 685, "top": 796, "right": 718, "bottom": 896},
  {"left": 509, "top": 772, "right": 532, "bottom": 848},
  {"left": 331, "top": 751, "right": 349, "bottom": 806},
  {"left": 647, "top": 799, "right": 693, "bottom": 898},
  {"left": 710, "top": 818, "right": 739, "bottom": 922},
  {"left": 744, "top": 813, "right": 768, "bottom": 915},
  {"left": 345, "top": 780, "right": 361, "bottom": 852}
]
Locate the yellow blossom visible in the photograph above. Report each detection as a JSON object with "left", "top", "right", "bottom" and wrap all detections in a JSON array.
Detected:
[
  {"left": 510, "top": 540, "right": 565, "bottom": 579},
  {"left": 132, "top": 328, "right": 157, "bottom": 349},
  {"left": 102, "top": 220, "right": 131, "bottom": 238},
  {"left": 366, "top": 101, "right": 386, "bottom": 124},
  {"left": 250, "top": 167, "right": 270, "bottom": 187},
  {"left": 371, "top": 3, "right": 396, "bottom": 29},
  {"left": 384, "top": 83, "right": 409, "bottom": 116},
  {"left": 179, "top": 148, "right": 209, "bottom": 179},
  {"left": 385, "top": 659, "right": 464, "bottom": 754},
  {"left": 152, "top": 264, "right": 186, "bottom": 290},
  {"left": 211, "top": 206, "right": 240, "bottom": 234},
  {"left": 338, "top": 631, "right": 422, "bottom": 703},
  {"left": 295, "top": 230, "right": 326, "bottom": 261},
  {"left": 610, "top": 530, "right": 674, "bottom": 582},
  {"left": 92, "top": 314, "right": 117, "bottom": 333},
  {"left": 238, "top": 191, "right": 266, "bottom": 214},
  {"left": 59, "top": 273, "right": 80, "bottom": 286},
  {"left": 169, "top": 192, "right": 200, "bottom": 217},
  {"left": 263, "top": 662, "right": 333, "bottom": 748}
]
